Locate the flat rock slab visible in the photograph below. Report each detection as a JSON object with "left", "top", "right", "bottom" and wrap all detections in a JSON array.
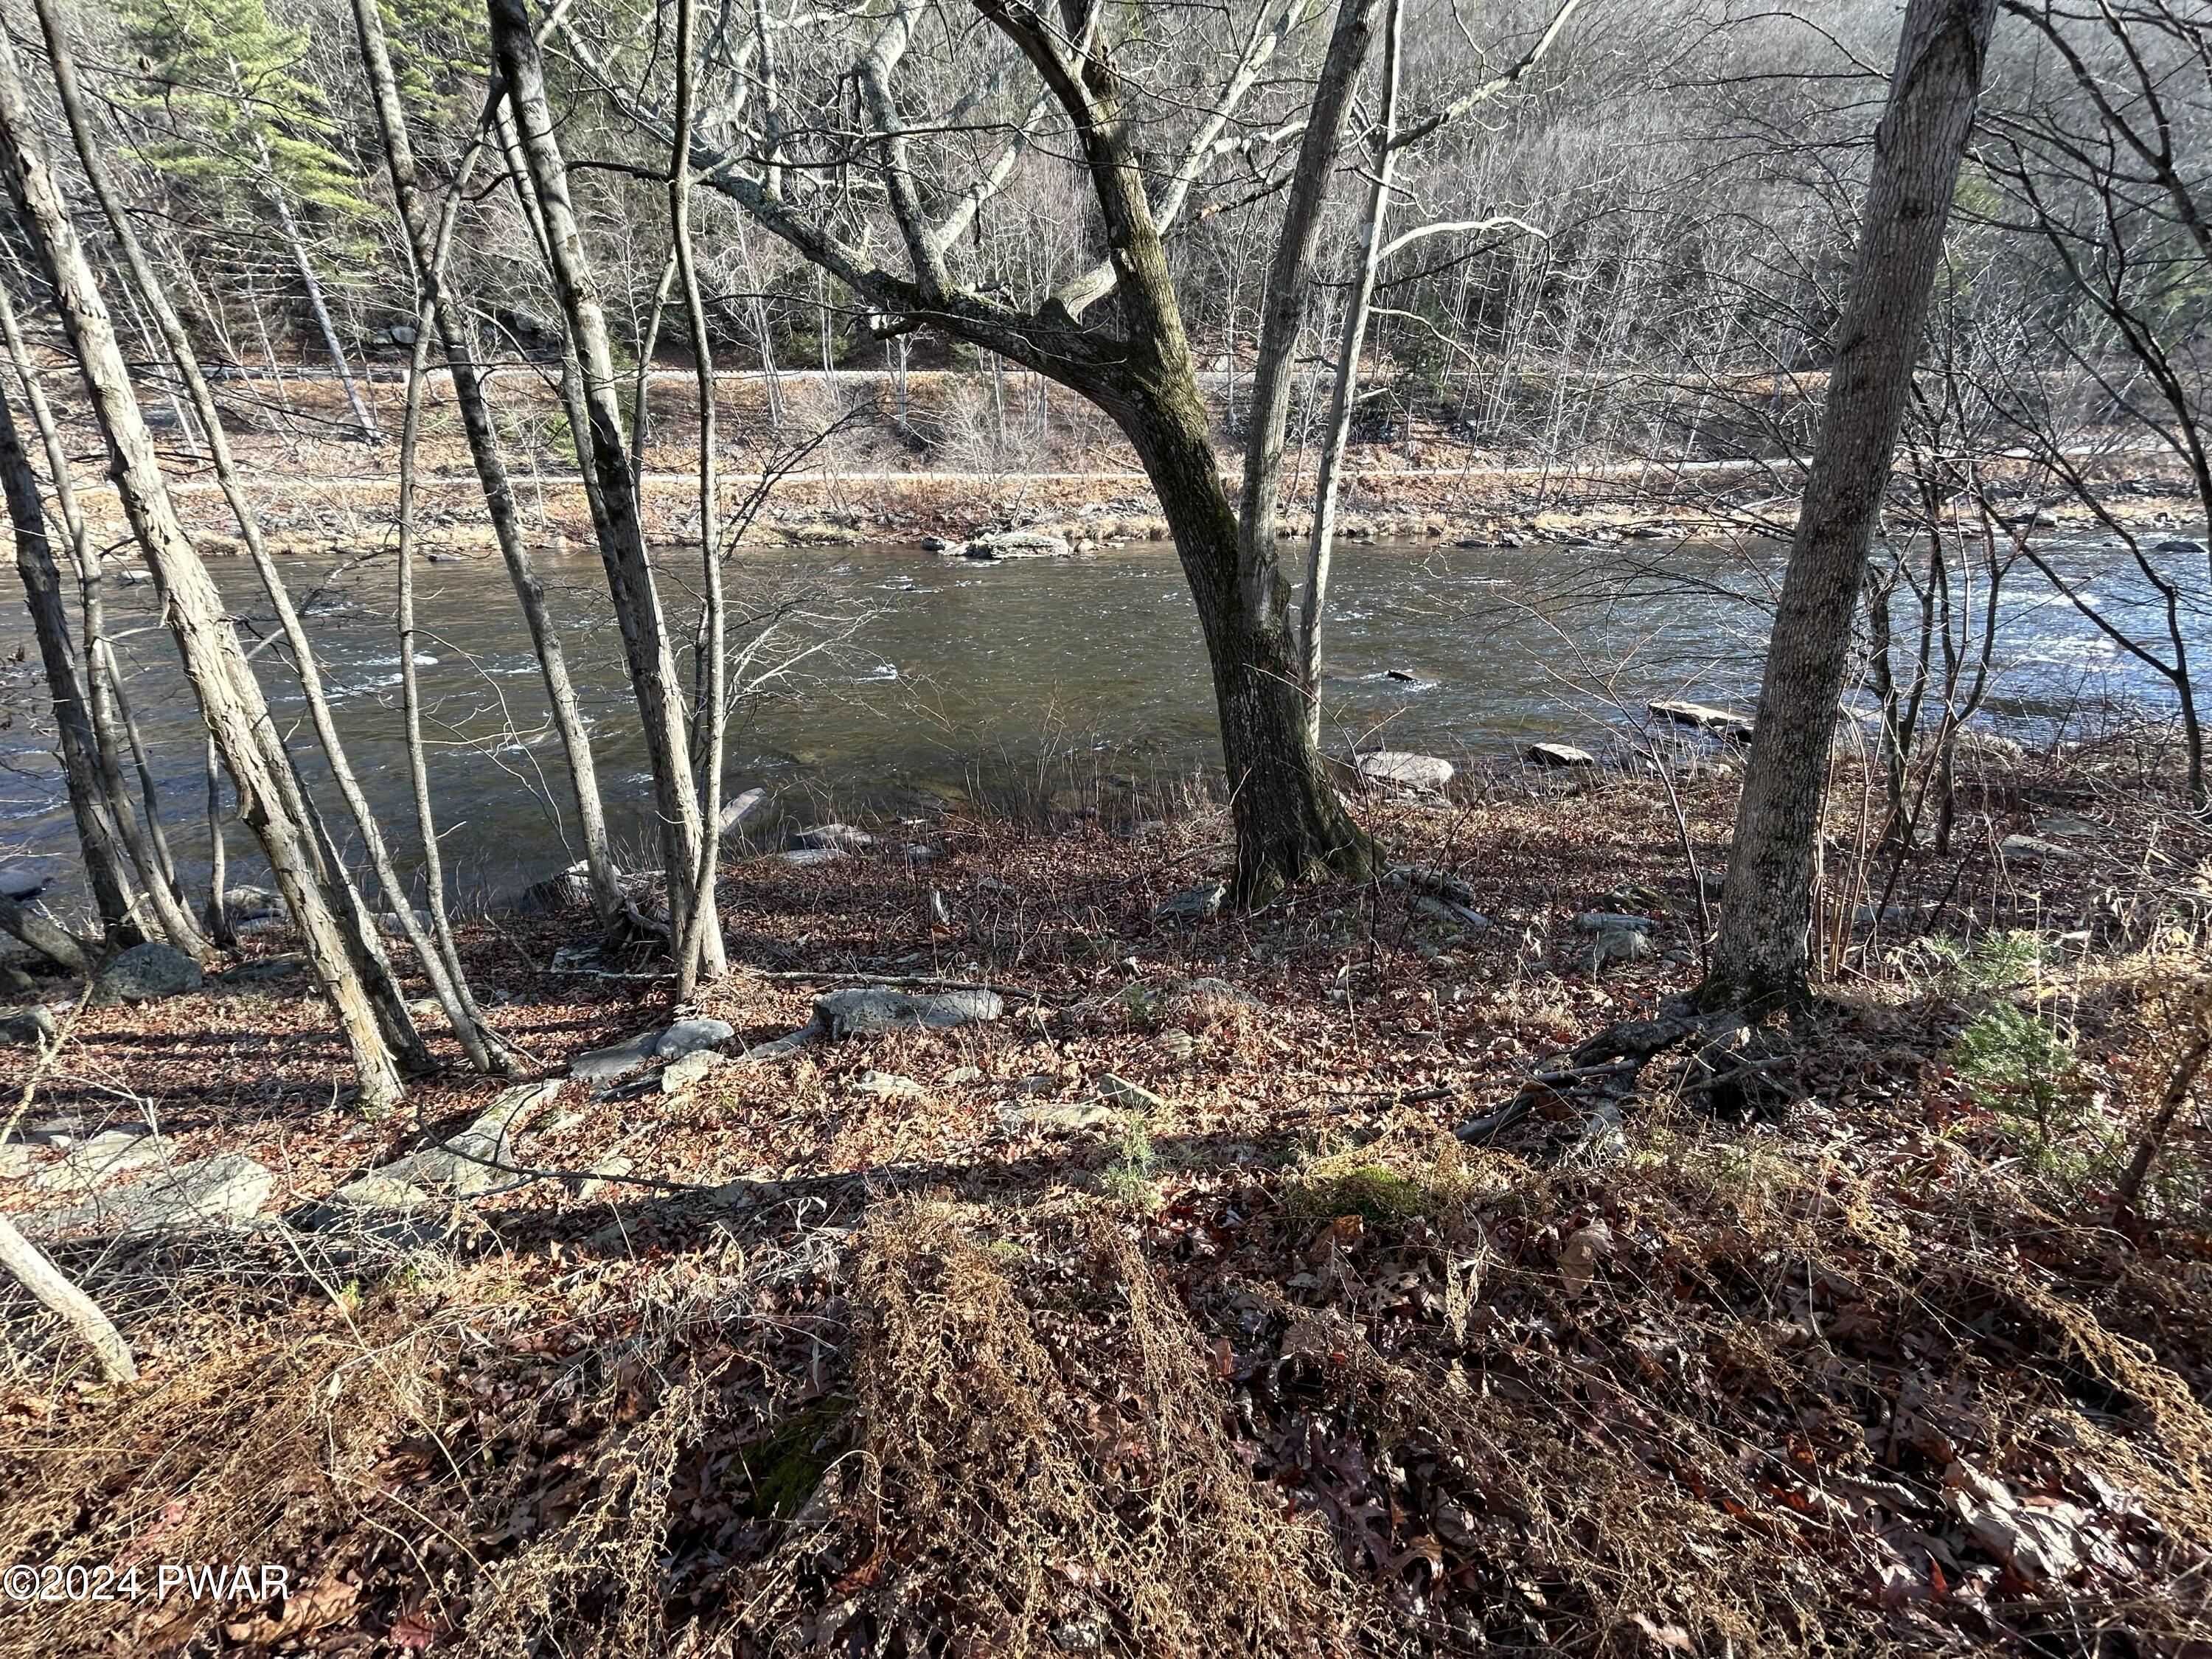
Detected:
[
  {"left": 2001, "top": 834, "right": 2081, "bottom": 861},
  {"left": 1357, "top": 751, "right": 1455, "bottom": 791},
  {"left": 325, "top": 1080, "right": 559, "bottom": 1214},
  {"left": 658, "top": 1018, "right": 734, "bottom": 1061},
  {"left": 815, "top": 986, "right": 1004, "bottom": 1037},
  {"left": 29, "top": 1152, "right": 271, "bottom": 1237},
  {"left": 572, "top": 1030, "right": 664, "bottom": 1082},
  {"left": 1576, "top": 912, "right": 1656, "bottom": 933},
  {"left": 24, "top": 1129, "right": 166, "bottom": 1194},
  {"left": 1099, "top": 1074, "right": 1166, "bottom": 1113},
  {"left": 2035, "top": 816, "right": 2100, "bottom": 839},
  {"left": 1528, "top": 742, "right": 1596, "bottom": 768},
  {"left": 661, "top": 1050, "right": 724, "bottom": 1093},
  {"left": 851, "top": 1070, "right": 926, "bottom": 1101},
  {"left": 1649, "top": 700, "right": 1754, "bottom": 742}
]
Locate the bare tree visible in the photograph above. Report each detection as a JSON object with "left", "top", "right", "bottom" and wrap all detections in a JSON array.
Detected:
[
  {"left": 489, "top": 0, "right": 723, "bottom": 968},
  {"left": 0, "top": 26, "right": 408, "bottom": 1110},
  {"left": 348, "top": 0, "right": 630, "bottom": 939},
  {"left": 562, "top": 0, "right": 1388, "bottom": 897},
  {"left": 1707, "top": 0, "right": 2002, "bottom": 1007}
]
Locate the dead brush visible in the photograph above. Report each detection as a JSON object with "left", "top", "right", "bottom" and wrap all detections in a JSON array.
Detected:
[
  {"left": 737, "top": 1197, "right": 1368, "bottom": 1656},
  {"left": 0, "top": 1300, "right": 446, "bottom": 1654}
]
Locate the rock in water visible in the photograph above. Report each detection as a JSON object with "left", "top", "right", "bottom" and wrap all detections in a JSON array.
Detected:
[
  {"left": 795, "top": 823, "right": 873, "bottom": 852},
  {"left": 1647, "top": 700, "right": 1754, "bottom": 742},
  {"left": 719, "top": 787, "right": 768, "bottom": 835},
  {"left": 1357, "top": 751, "right": 1455, "bottom": 791},
  {"left": 1527, "top": 742, "right": 1596, "bottom": 768},
  {"left": 956, "top": 529, "right": 1071, "bottom": 560},
  {"left": 0, "top": 866, "right": 47, "bottom": 902},
  {"left": 1152, "top": 882, "right": 1227, "bottom": 925},
  {"left": 93, "top": 942, "right": 203, "bottom": 1005},
  {"left": 813, "top": 986, "right": 1003, "bottom": 1037}
]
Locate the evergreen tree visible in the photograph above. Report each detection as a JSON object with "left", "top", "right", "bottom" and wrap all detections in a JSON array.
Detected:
[{"left": 119, "top": 0, "right": 383, "bottom": 438}]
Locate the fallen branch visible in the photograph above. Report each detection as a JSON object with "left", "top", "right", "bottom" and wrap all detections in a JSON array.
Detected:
[
  {"left": 0, "top": 1213, "right": 136, "bottom": 1382},
  {"left": 0, "top": 894, "right": 94, "bottom": 975}
]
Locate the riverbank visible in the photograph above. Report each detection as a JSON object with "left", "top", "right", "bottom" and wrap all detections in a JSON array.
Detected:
[
  {"left": 44, "top": 360, "right": 2206, "bottom": 562},
  {"left": 2, "top": 746, "right": 2208, "bottom": 1654}
]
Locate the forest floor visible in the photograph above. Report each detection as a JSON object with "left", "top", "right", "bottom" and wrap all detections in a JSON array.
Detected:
[{"left": 1, "top": 741, "right": 2211, "bottom": 1656}]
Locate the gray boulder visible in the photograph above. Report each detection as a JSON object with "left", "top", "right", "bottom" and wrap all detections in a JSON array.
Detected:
[
  {"left": 795, "top": 823, "right": 873, "bottom": 852},
  {"left": 658, "top": 1017, "right": 735, "bottom": 1060},
  {"left": 571, "top": 1029, "right": 664, "bottom": 1082},
  {"left": 815, "top": 985, "right": 1004, "bottom": 1037},
  {"left": 1357, "top": 751, "right": 1454, "bottom": 791},
  {"left": 28, "top": 1152, "right": 271, "bottom": 1237},
  {"left": 1152, "top": 881, "right": 1228, "bottom": 925},
  {"left": 1528, "top": 742, "right": 1596, "bottom": 768},
  {"left": 323, "top": 1080, "right": 558, "bottom": 1212},
  {"left": 93, "top": 942, "right": 203, "bottom": 1005},
  {"left": 1, "top": 1005, "right": 55, "bottom": 1048}
]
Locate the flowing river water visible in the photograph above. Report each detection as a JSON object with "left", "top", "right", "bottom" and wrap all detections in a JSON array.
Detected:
[{"left": 1, "top": 533, "right": 2204, "bottom": 910}]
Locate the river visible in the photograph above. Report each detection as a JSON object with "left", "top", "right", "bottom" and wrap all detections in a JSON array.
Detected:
[{"left": 0, "top": 534, "right": 2202, "bottom": 909}]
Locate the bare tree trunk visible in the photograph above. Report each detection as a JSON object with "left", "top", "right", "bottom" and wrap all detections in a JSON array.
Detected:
[
  {"left": 0, "top": 27, "right": 406, "bottom": 1110},
  {"left": 0, "top": 353, "right": 140, "bottom": 942},
  {"left": 0, "top": 279, "right": 206, "bottom": 953},
  {"left": 2116, "top": 981, "right": 2212, "bottom": 1208},
  {"left": 490, "top": 0, "right": 709, "bottom": 953},
  {"left": 630, "top": 250, "right": 676, "bottom": 493},
  {"left": 0, "top": 892, "right": 93, "bottom": 975},
  {"left": 347, "top": 0, "right": 626, "bottom": 940},
  {"left": 669, "top": 0, "right": 728, "bottom": 995},
  {"left": 0, "top": 1215, "right": 135, "bottom": 1383},
  {"left": 37, "top": 1, "right": 445, "bottom": 1069},
  {"left": 204, "top": 731, "right": 234, "bottom": 949},
  {"left": 1297, "top": 0, "right": 1402, "bottom": 741},
  {"left": 246, "top": 117, "right": 379, "bottom": 446},
  {"left": 1705, "top": 0, "right": 2000, "bottom": 1008}
]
